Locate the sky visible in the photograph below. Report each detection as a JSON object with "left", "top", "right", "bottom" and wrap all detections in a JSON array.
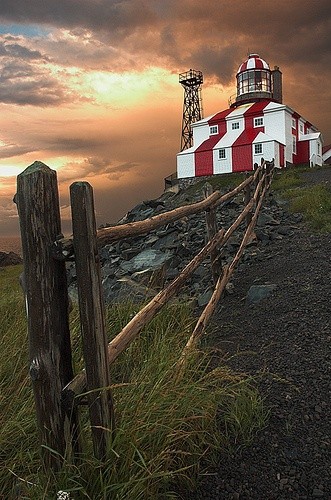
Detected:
[{"left": 0, "top": 0, "right": 330, "bottom": 236}]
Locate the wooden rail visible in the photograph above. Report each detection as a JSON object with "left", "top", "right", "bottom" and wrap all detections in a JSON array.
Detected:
[{"left": 16, "top": 159, "right": 274, "bottom": 470}]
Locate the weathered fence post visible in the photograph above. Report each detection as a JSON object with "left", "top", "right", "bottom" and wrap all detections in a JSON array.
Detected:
[
  {"left": 70, "top": 182, "right": 115, "bottom": 460},
  {"left": 204, "top": 183, "right": 221, "bottom": 284},
  {"left": 15, "top": 161, "right": 78, "bottom": 470}
]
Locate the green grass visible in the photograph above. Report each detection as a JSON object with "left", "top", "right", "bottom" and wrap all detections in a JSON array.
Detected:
[
  {"left": 272, "top": 166, "right": 331, "bottom": 232},
  {"left": 0, "top": 266, "right": 267, "bottom": 499}
]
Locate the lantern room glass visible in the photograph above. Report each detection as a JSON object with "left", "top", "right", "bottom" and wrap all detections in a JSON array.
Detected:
[{"left": 237, "top": 69, "right": 271, "bottom": 96}]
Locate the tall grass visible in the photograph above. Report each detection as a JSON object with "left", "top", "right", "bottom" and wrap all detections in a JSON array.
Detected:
[{"left": 1, "top": 266, "right": 267, "bottom": 499}]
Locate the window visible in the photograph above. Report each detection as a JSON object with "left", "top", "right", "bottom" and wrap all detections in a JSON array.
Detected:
[
  {"left": 254, "top": 117, "right": 264, "bottom": 127},
  {"left": 237, "top": 69, "right": 271, "bottom": 96},
  {"left": 318, "top": 143, "right": 321, "bottom": 155},
  {"left": 232, "top": 122, "right": 240, "bottom": 130},
  {"left": 292, "top": 118, "right": 296, "bottom": 129},
  {"left": 254, "top": 143, "right": 262, "bottom": 155},
  {"left": 300, "top": 123, "right": 304, "bottom": 133},
  {"left": 218, "top": 148, "right": 226, "bottom": 159},
  {"left": 292, "top": 136, "right": 297, "bottom": 154},
  {"left": 210, "top": 125, "right": 218, "bottom": 135}
]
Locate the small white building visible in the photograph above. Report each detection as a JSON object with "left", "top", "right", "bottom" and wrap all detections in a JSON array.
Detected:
[{"left": 177, "top": 54, "right": 323, "bottom": 178}]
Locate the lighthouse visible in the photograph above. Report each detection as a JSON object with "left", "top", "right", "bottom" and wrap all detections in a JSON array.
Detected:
[
  {"left": 232, "top": 53, "right": 282, "bottom": 107},
  {"left": 177, "top": 53, "right": 323, "bottom": 179}
]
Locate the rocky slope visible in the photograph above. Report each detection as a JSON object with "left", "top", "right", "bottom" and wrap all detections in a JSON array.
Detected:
[
  {"left": 182, "top": 168, "right": 331, "bottom": 500},
  {"left": 68, "top": 181, "right": 303, "bottom": 309}
]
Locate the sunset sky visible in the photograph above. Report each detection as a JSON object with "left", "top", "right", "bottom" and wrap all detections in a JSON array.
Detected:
[{"left": 0, "top": 0, "right": 330, "bottom": 236}]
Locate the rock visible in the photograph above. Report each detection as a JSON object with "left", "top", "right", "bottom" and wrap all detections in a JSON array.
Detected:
[
  {"left": 120, "top": 249, "right": 172, "bottom": 273},
  {"left": 102, "top": 276, "right": 156, "bottom": 304},
  {"left": 257, "top": 213, "right": 280, "bottom": 226},
  {"left": 198, "top": 289, "right": 213, "bottom": 307},
  {"left": 312, "top": 488, "right": 324, "bottom": 497},
  {"left": 0, "top": 251, "right": 22, "bottom": 267},
  {"left": 246, "top": 284, "right": 277, "bottom": 305}
]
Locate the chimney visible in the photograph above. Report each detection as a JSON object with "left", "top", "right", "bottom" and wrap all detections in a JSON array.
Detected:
[{"left": 272, "top": 66, "right": 282, "bottom": 103}]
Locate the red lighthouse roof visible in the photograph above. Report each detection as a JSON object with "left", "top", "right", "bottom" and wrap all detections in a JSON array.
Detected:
[{"left": 237, "top": 54, "right": 270, "bottom": 74}]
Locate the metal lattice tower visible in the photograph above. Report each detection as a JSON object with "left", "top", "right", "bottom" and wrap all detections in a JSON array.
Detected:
[{"left": 179, "top": 69, "right": 204, "bottom": 151}]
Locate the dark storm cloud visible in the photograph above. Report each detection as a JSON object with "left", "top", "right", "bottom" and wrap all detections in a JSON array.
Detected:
[
  {"left": 2, "top": 42, "right": 43, "bottom": 59},
  {"left": 0, "top": 0, "right": 156, "bottom": 37},
  {"left": 0, "top": 35, "right": 87, "bottom": 106},
  {"left": 0, "top": 143, "right": 33, "bottom": 159},
  {"left": 0, "top": 72, "right": 77, "bottom": 106},
  {"left": 1, "top": 1, "right": 330, "bottom": 84}
]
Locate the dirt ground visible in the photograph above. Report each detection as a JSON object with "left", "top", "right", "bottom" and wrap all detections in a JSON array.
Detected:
[{"left": 186, "top": 167, "right": 331, "bottom": 499}]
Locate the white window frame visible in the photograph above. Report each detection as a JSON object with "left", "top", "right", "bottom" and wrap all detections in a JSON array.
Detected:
[
  {"left": 218, "top": 148, "right": 226, "bottom": 160},
  {"left": 292, "top": 136, "right": 297, "bottom": 154},
  {"left": 254, "top": 143, "right": 263, "bottom": 155},
  {"left": 254, "top": 117, "right": 264, "bottom": 127},
  {"left": 299, "top": 123, "right": 304, "bottom": 133},
  {"left": 231, "top": 122, "right": 240, "bottom": 130},
  {"left": 292, "top": 118, "right": 296, "bottom": 129},
  {"left": 209, "top": 125, "right": 218, "bottom": 135}
]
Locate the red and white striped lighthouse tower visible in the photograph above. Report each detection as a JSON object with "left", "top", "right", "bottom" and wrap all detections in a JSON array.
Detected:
[{"left": 177, "top": 52, "right": 322, "bottom": 178}]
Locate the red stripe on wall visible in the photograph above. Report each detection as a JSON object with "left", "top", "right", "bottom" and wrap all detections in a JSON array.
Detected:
[
  {"left": 194, "top": 108, "right": 232, "bottom": 176},
  {"left": 231, "top": 101, "right": 269, "bottom": 171},
  {"left": 296, "top": 141, "right": 309, "bottom": 164},
  {"left": 280, "top": 144, "right": 285, "bottom": 167}
]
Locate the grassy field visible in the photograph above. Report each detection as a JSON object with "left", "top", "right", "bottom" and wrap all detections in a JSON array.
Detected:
[{"left": 0, "top": 266, "right": 266, "bottom": 499}]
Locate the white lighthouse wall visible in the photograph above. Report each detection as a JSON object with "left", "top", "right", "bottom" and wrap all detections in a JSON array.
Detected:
[
  {"left": 177, "top": 151, "right": 195, "bottom": 178},
  {"left": 309, "top": 139, "right": 323, "bottom": 166},
  {"left": 252, "top": 136, "right": 275, "bottom": 166},
  {"left": 298, "top": 119, "right": 306, "bottom": 140},
  {"left": 284, "top": 109, "right": 295, "bottom": 164},
  {"left": 192, "top": 120, "right": 212, "bottom": 147},
  {"left": 263, "top": 104, "right": 286, "bottom": 145},
  {"left": 273, "top": 143, "right": 281, "bottom": 168},
  {"left": 213, "top": 147, "right": 232, "bottom": 174}
]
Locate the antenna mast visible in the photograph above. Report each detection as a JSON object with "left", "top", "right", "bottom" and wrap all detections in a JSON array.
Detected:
[{"left": 179, "top": 69, "right": 204, "bottom": 151}]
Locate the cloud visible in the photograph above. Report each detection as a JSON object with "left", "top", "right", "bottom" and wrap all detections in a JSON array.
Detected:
[
  {"left": 0, "top": 34, "right": 89, "bottom": 106},
  {"left": 0, "top": 143, "right": 34, "bottom": 159},
  {"left": 0, "top": 0, "right": 330, "bottom": 234}
]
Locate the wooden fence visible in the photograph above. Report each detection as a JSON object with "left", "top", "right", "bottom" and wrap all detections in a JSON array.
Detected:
[{"left": 15, "top": 159, "right": 274, "bottom": 470}]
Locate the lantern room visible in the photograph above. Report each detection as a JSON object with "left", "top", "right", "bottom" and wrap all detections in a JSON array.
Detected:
[{"left": 232, "top": 53, "right": 282, "bottom": 107}]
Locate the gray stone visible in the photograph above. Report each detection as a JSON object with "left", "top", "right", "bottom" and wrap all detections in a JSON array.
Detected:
[
  {"left": 103, "top": 277, "right": 156, "bottom": 304},
  {"left": 257, "top": 213, "right": 280, "bottom": 226},
  {"left": 312, "top": 488, "right": 324, "bottom": 498},
  {"left": 120, "top": 249, "right": 172, "bottom": 274},
  {"left": 246, "top": 284, "right": 277, "bottom": 305},
  {"left": 153, "top": 230, "right": 178, "bottom": 250},
  {"left": 255, "top": 228, "right": 270, "bottom": 242},
  {"left": 198, "top": 289, "right": 213, "bottom": 307}
]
